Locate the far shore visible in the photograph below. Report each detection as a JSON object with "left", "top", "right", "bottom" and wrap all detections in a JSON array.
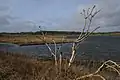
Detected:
[
  {"left": 0, "top": 31, "right": 120, "bottom": 45},
  {"left": 0, "top": 34, "right": 74, "bottom": 45}
]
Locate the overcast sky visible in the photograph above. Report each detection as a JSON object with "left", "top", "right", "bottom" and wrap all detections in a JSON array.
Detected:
[{"left": 0, "top": 0, "right": 120, "bottom": 32}]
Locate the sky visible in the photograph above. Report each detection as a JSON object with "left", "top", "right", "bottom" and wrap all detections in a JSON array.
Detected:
[{"left": 0, "top": 0, "right": 120, "bottom": 32}]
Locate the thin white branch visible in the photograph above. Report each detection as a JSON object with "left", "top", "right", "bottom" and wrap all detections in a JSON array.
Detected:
[{"left": 45, "top": 43, "right": 55, "bottom": 57}]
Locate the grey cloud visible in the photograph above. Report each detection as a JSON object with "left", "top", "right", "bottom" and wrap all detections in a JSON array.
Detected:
[
  {"left": 94, "top": 0, "right": 120, "bottom": 28},
  {"left": 0, "top": 0, "right": 19, "bottom": 32},
  {"left": 0, "top": 15, "right": 11, "bottom": 26},
  {"left": 60, "top": 0, "right": 120, "bottom": 32},
  {"left": 0, "top": 0, "right": 11, "bottom": 27},
  {"left": 0, "top": 14, "right": 18, "bottom": 28},
  {"left": 0, "top": 6, "right": 9, "bottom": 11},
  {"left": 1, "top": 0, "right": 120, "bottom": 32},
  {"left": 7, "top": 21, "right": 38, "bottom": 32},
  {"left": 91, "top": 0, "right": 120, "bottom": 31},
  {"left": 0, "top": 0, "right": 39, "bottom": 32}
]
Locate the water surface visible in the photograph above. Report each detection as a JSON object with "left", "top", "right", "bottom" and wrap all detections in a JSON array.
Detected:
[{"left": 0, "top": 36, "right": 120, "bottom": 61}]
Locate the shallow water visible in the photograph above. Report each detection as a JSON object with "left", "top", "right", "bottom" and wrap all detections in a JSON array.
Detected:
[{"left": 0, "top": 36, "right": 120, "bottom": 61}]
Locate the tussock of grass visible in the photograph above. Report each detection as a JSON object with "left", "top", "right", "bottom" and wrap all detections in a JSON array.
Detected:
[{"left": 0, "top": 52, "right": 120, "bottom": 80}]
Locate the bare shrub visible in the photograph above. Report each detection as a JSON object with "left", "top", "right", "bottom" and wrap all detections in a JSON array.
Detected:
[{"left": 75, "top": 60, "right": 120, "bottom": 80}]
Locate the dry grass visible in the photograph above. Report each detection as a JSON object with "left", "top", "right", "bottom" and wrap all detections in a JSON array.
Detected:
[
  {"left": 0, "top": 52, "right": 120, "bottom": 80},
  {"left": 0, "top": 34, "right": 74, "bottom": 45}
]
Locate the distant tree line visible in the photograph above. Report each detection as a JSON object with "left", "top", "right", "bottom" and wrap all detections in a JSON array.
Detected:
[{"left": 0, "top": 31, "right": 120, "bottom": 35}]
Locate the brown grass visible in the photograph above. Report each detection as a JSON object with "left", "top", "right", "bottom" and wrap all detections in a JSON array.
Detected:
[
  {"left": 0, "top": 34, "right": 74, "bottom": 45},
  {"left": 0, "top": 52, "right": 120, "bottom": 80}
]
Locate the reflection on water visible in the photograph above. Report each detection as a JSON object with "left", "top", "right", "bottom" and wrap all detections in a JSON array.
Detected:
[{"left": 0, "top": 36, "right": 120, "bottom": 61}]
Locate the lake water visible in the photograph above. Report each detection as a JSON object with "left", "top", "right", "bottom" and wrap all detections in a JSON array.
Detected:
[{"left": 0, "top": 36, "right": 120, "bottom": 61}]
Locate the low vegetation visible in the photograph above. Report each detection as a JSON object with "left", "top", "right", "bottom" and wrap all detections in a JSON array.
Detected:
[
  {"left": 0, "top": 52, "right": 120, "bottom": 80},
  {"left": 0, "top": 33, "right": 74, "bottom": 45}
]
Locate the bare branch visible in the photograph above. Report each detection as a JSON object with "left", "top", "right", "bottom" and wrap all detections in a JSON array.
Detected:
[
  {"left": 76, "top": 26, "right": 100, "bottom": 49},
  {"left": 68, "top": 5, "right": 100, "bottom": 68},
  {"left": 45, "top": 43, "right": 55, "bottom": 57},
  {"left": 75, "top": 60, "right": 120, "bottom": 80}
]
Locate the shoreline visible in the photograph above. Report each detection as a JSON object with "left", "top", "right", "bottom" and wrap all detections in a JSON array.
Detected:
[
  {"left": 0, "top": 35, "right": 120, "bottom": 46},
  {"left": 19, "top": 41, "right": 73, "bottom": 46},
  {"left": 0, "top": 41, "right": 73, "bottom": 46}
]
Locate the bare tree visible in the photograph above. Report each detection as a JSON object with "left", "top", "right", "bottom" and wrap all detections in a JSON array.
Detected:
[
  {"left": 38, "top": 5, "right": 100, "bottom": 70},
  {"left": 68, "top": 5, "right": 101, "bottom": 68},
  {"left": 37, "top": 28, "right": 65, "bottom": 72}
]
